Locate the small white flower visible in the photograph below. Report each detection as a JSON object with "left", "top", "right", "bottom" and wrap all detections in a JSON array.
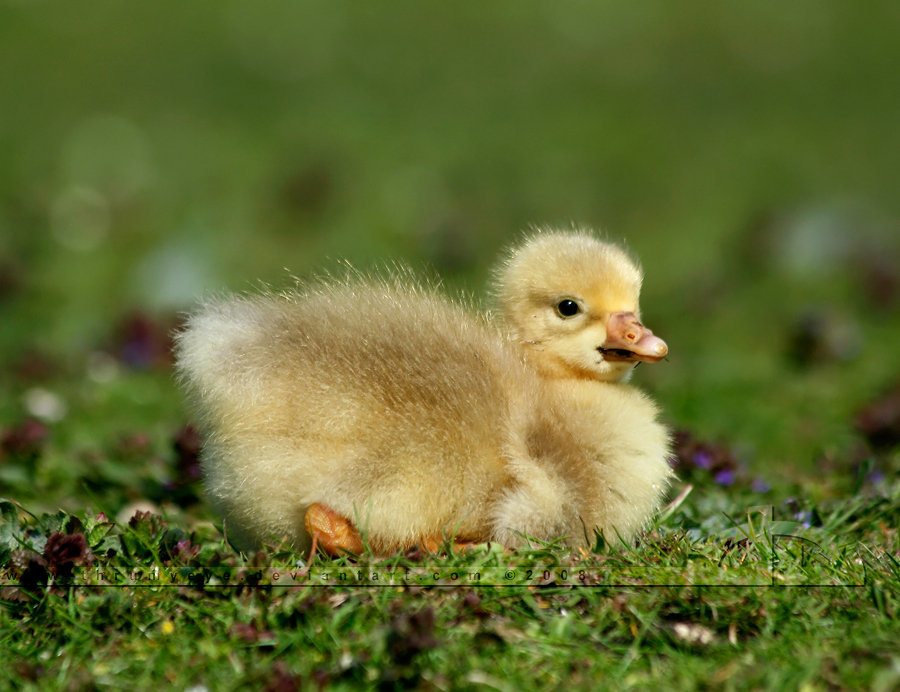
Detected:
[
  {"left": 673, "top": 622, "right": 715, "bottom": 646},
  {"left": 23, "top": 388, "right": 67, "bottom": 422}
]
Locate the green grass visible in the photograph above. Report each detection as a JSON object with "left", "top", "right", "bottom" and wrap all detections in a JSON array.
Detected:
[
  {"left": 3, "top": 484, "right": 900, "bottom": 691},
  {"left": 3, "top": 1, "right": 900, "bottom": 689}
]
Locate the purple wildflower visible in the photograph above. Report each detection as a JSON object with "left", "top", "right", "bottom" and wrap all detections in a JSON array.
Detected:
[
  {"left": 867, "top": 470, "right": 885, "bottom": 484},
  {"left": 714, "top": 469, "right": 735, "bottom": 486},
  {"left": 751, "top": 478, "right": 771, "bottom": 493},
  {"left": 794, "top": 511, "right": 812, "bottom": 529},
  {"left": 693, "top": 450, "right": 713, "bottom": 470}
]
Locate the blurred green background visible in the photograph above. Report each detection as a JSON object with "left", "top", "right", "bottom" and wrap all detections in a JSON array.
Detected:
[{"left": 2, "top": 0, "right": 900, "bottom": 506}]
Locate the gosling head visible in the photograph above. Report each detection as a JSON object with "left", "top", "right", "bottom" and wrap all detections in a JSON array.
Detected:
[{"left": 494, "top": 230, "right": 668, "bottom": 383}]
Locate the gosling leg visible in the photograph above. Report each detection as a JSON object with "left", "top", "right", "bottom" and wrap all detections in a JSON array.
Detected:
[
  {"left": 420, "top": 535, "right": 479, "bottom": 554},
  {"left": 304, "top": 503, "right": 366, "bottom": 557}
]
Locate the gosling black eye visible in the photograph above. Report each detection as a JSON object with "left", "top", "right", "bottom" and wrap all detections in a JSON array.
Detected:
[{"left": 557, "top": 299, "right": 580, "bottom": 318}]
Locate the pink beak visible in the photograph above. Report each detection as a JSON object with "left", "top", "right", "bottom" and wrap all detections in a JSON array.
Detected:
[{"left": 600, "top": 312, "right": 668, "bottom": 363}]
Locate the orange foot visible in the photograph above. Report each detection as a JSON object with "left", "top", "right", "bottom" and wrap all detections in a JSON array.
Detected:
[
  {"left": 420, "top": 535, "right": 480, "bottom": 554},
  {"left": 304, "top": 503, "right": 366, "bottom": 557},
  {"left": 303, "top": 503, "right": 479, "bottom": 565}
]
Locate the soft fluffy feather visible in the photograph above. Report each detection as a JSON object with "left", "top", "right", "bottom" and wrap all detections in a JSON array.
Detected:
[{"left": 175, "top": 230, "right": 672, "bottom": 551}]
